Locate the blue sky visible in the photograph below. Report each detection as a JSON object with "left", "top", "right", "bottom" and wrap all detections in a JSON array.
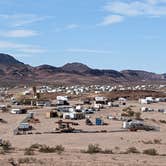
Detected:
[{"left": 0, "top": 0, "right": 166, "bottom": 73}]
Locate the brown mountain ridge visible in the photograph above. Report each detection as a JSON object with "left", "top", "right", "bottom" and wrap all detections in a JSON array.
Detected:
[{"left": 0, "top": 53, "right": 165, "bottom": 86}]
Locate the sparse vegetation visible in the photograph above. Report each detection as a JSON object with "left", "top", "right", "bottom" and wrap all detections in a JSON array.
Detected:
[
  {"left": 114, "top": 146, "right": 120, "bottom": 151},
  {"left": 159, "top": 120, "right": 166, "bottom": 124},
  {"left": 134, "top": 112, "right": 141, "bottom": 120},
  {"left": 151, "top": 119, "right": 157, "bottom": 122},
  {"left": 125, "top": 147, "right": 140, "bottom": 154},
  {"left": 154, "top": 139, "right": 162, "bottom": 144},
  {"left": 102, "top": 149, "right": 113, "bottom": 154},
  {"left": 122, "top": 107, "right": 135, "bottom": 117},
  {"left": 55, "top": 145, "right": 65, "bottom": 154},
  {"left": 82, "top": 144, "right": 113, "bottom": 154},
  {"left": 30, "top": 143, "right": 42, "bottom": 149},
  {"left": 1, "top": 107, "right": 9, "bottom": 113},
  {"left": 143, "top": 148, "right": 158, "bottom": 156},
  {"left": 122, "top": 107, "right": 142, "bottom": 119},
  {"left": 18, "top": 157, "right": 37, "bottom": 164},
  {"left": 82, "top": 144, "right": 102, "bottom": 154},
  {"left": 142, "top": 139, "right": 162, "bottom": 144},
  {"left": 142, "top": 140, "right": 153, "bottom": 144},
  {"left": 39, "top": 144, "right": 64, "bottom": 154},
  {"left": 24, "top": 148, "right": 35, "bottom": 156},
  {"left": 122, "top": 107, "right": 132, "bottom": 112},
  {"left": 0, "top": 149, "right": 5, "bottom": 154},
  {"left": 0, "top": 140, "right": 12, "bottom": 153},
  {"left": 127, "top": 110, "right": 135, "bottom": 117},
  {"left": 39, "top": 145, "right": 57, "bottom": 153},
  {"left": 8, "top": 158, "right": 18, "bottom": 166}
]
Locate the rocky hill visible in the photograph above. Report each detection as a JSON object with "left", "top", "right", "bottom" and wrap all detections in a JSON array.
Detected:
[{"left": 0, "top": 53, "right": 165, "bottom": 86}]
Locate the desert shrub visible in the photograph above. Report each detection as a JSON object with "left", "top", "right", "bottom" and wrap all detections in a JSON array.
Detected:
[
  {"left": 127, "top": 110, "right": 135, "bottom": 117},
  {"left": 0, "top": 149, "right": 5, "bottom": 154},
  {"left": 55, "top": 145, "right": 65, "bottom": 154},
  {"left": 81, "top": 144, "right": 114, "bottom": 154},
  {"left": 122, "top": 107, "right": 132, "bottom": 112},
  {"left": 30, "top": 143, "right": 42, "bottom": 149},
  {"left": 114, "top": 146, "right": 120, "bottom": 151},
  {"left": 81, "top": 144, "right": 113, "bottom": 154},
  {"left": 122, "top": 107, "right": 135, "bottom": 117},
  {"left": 143, "top": 148, "right": 158, "bottom": 156},
  {"left": 24, "top": 148, "right": 35, "bottom": 156},
  {"left": 39, "top": 145, "right": 57, "bottom": 153},
  {"left": 0, "top": 140, "right": 12, "bottom": 152},
  {"left": 153, "top": 139, "right": 162, "bottom": 144},
  {"left": 102, "top": 149, "right": 113, "bottom": 154},
  {"left": 151, "top": 119, "right": 157, "bottom": 122},
  {"left": 39, "top": 145, "right": 64, "bottom": 154},
  {"left": 135, "top": 112, "right": 141, "bottom": 120},
  {"left": 142, "top": 139, "right": 161, "bottom": 144},
  {"left": 142, "top": 140, "right": 153, "bottom": 144},
  {"left": 18, "top": 157, "right": 37, "bottom": 164},
  {"left": 8, "top": 158, "right": 17, "bottom": 165},
  {"left": 159, "top": 120, "right": 166, "bottom": 124},
  {"left": 1, "top": 107, "right": 9, "bottom": 113},
  {"left": 125, "top": 147, "right": 140, "bottom": 154},
  {"left": 82, "top": 144, "right": 102, "bottom": 154},
  {"left": 121, "top": 113, "right": 128, "bottom": 117},
  {"left": 115, "top": 146, "right": 120, "bottom": 150}
]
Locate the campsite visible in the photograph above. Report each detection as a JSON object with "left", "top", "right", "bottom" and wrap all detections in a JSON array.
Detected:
[{"left": 0, "top": 85, "right": 166, "bottom": 165}]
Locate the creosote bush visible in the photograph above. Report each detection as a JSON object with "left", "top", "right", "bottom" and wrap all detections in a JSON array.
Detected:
[
  {"left": 55, "top": 145, "right": 65, "bottom": 154},
  {"left": 18, "top": 157, "right": 37, "bottom": 164},
  {"left": 102, "top": 149, "right": 113, "bottom": 154},
  {"left": 39, "top": 145, "right": 64, "bottom": 154},
  {"left": 39, "top": 145, "right": 57, "bottom": 153},
  {"left": 0, "top": 140, "right": 12, "bottom": 152},
  {"left": 30, "top": 143, "right": 42, "bottom": 149},
  {"left": 143, "top": 148, "right": 158, "bottom": 156},
  {"left": 83, "top": 144, "right": 102, "bottom": 154},
  {"left": 126, "top": 147, "right": 140, "bottom": 154},
  {"left": 24, "top": 148, "right": 35, "bottom": 156},
  {"left": 82, "top": 144, "right": 113, "bottom": 154},
  {"left": 122, "top": 107, "right": 135, "bottom": 117},
  {"left": 134, "top": 112, "right": 141, "bottom": 120},
  {"left": 142, "top": 139, "right": 162, "bottom": 145},
  {"left": 159, "top": 120, "right": 166, "bottom": 124},
  {"left": 153, "top": 139, "right": 162, "bottom": 144},
  {"left": 81, "top": 145, "right": 162, "bottom": 156}
]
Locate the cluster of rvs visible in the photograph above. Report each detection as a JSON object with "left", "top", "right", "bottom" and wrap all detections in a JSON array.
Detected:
[
  {"left": 139, "top": 97, "right": 166, "bottom": 104},
  {"left": 20, "top": 84, "right": 166, "bottom": 97},
  {"left": 2, "top": 84, "right": 166, "bottom": 136}
]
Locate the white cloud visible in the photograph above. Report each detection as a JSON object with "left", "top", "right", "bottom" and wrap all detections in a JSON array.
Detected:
[
  {"left": 0, "top": 41, "right": 45, "bottom": 54},
  {"left": 100, "top": 15, "right": 124, "bottom": 26},
  {"left": 54, "top": 24, "right": 80, "bottom": 32},
  {"left": 66, "top": 24, "right": 79, "bottom": 29},
  {"left": 66, "top": 48, "right": 112, "bottom": 54},
  {"left": 104, "top": 1, "right": 147, "bottom": 17},
  {"left": 146, "top": 0, "right": 166, "bottom": 4},
  {"left": 0, "top": 14, "right": 47, "bottom": 27},
  {"left": 0, "top": 29, "right": 38, "bottom": 38},
  {"left": 101, "top": 0, "right": 166, "bottom": 25},
  {"left": 105, "top": 0, "right": 166, "bottom": 16}
]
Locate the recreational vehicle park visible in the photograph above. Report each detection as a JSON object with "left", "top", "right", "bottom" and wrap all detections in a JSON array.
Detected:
[{"left": 0, "top": 84, "right": 166, "bottom": 165}]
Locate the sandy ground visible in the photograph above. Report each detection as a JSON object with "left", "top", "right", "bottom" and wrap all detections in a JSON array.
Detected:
[{"left": 0, "top": 100, "right": 166, "bottom": 165}]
